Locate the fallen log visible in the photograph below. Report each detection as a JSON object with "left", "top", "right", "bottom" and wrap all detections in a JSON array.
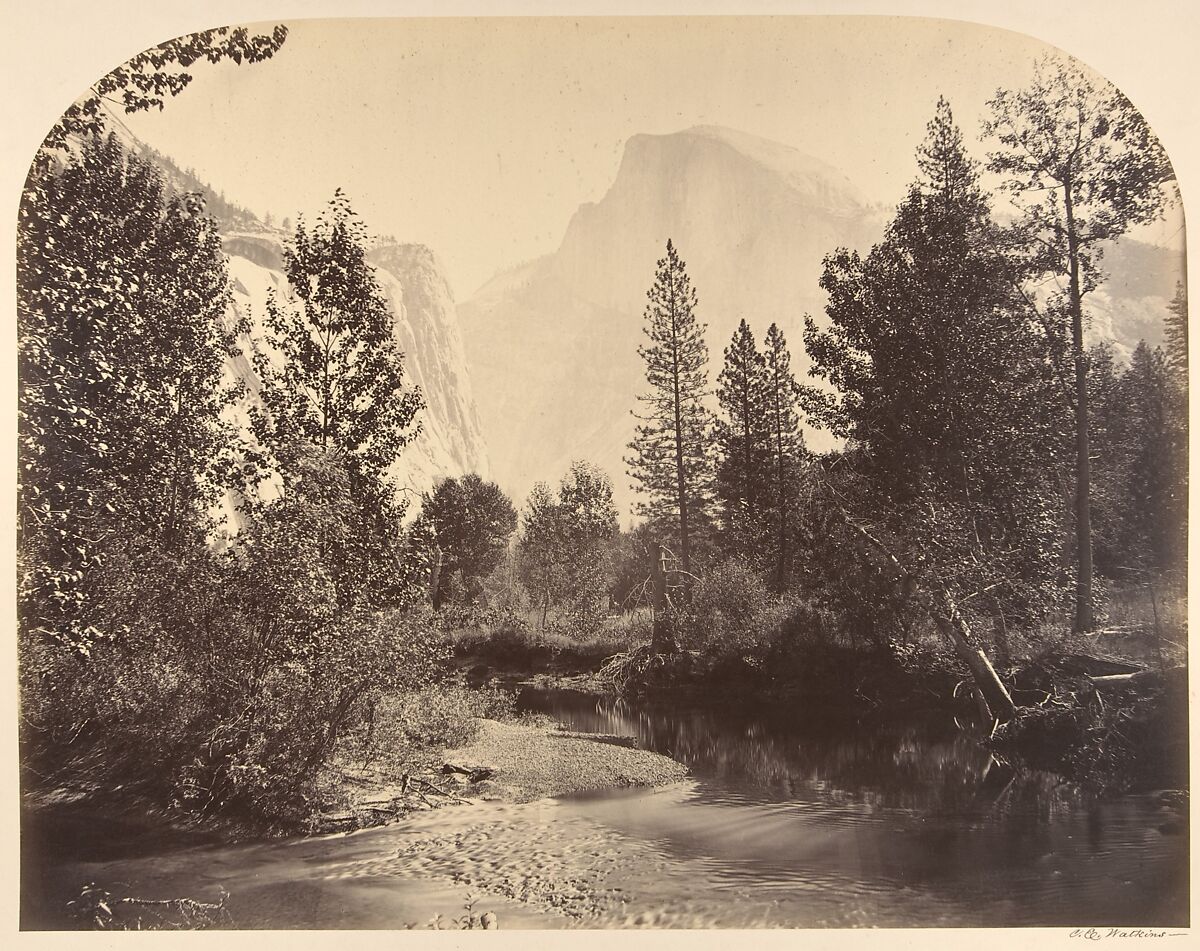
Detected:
[
  {"left": 1089, "top": 669, "right": 1166, "bottom": 691},
  {"left": 552, "top": 731, "right": 640, "bottom": 749},
  {"left": 836, "top": 512, "right": 1017, "bottom": 723},
  {"left": 442, "top": 763, "right": 495, "bottom": 783},
  {"left": 931, "top": 589, "right": 1017, "bottom": 723},
  {"left": 1062, "top": 654, "right": 1145, "bottom": 677}
]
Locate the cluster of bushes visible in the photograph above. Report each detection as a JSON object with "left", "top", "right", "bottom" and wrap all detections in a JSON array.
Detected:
[
  {"left": 19, "top": 459, "right": 448, "bottom": 827},
  {"left": 601, "top": 555, "right": 962, "bottom": 707},
  {"left": 16, "top": 136, "right": 479, "bottom": 830},
  {"left": 351, "top": 677, "right": 516, "bottom": 761},
  {"left": 444, "top": 599, "right": 652, "bottom": 669}
]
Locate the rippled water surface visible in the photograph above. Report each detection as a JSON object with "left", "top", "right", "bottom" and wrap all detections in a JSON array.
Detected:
[
  {"left": 519, "top": 690, "right": 1189, "bottom": 927},
  {"left": 23, "top": 688, "right": 1188, "bottom": 929}
]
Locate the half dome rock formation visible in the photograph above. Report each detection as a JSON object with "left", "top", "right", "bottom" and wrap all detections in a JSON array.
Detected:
[
  {"left": 460, "top": 125, "right": 883, "bottom": 518},
  {"left": 461, "top": 124, "right": 1182, "bottom": 519}
]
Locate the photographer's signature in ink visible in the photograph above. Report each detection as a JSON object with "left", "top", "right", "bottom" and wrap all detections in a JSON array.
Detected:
[{"left": 1071, "top": 929, "right": 1188, "bottom": 940}]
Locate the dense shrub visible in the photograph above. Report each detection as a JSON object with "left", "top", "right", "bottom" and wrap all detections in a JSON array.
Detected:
[
  {"left": 20, "top": 453, "right": 448, "bottom": 827},
  {"left": 360, "top": 678, "right": 516, "bottom": 755},
  {"left": 675, "top": 559, "right": 791, "bottom": 662},
  {"left": 21, "top": 584, "right": 447, "bottom": 826}
]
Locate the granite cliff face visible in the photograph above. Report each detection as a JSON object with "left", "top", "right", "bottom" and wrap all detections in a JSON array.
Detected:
[
  {"left": 121, "top": 126, "right": 492, "bottom": 513},
  {"left": 461, "top": 124, "right": 1183, "bottom": 519},
  {"left": 219, "top": 231, "right": 490, "bottom": 511}
]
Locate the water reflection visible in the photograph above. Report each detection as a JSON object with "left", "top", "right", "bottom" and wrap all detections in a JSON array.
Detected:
[
  {"left": 520, "top": 689, "right": 1188, "bottom": 927},
  {"left": 22, "top": 689, "right": 1187, "bottom": 929},
  {"left": 521, "top": 690, "right": 1083, "bottom": 814}
]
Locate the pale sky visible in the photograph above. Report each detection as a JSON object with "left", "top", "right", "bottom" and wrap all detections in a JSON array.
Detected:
[{"left": 103, "top": 16, "right": 1089, "bottom": 298}]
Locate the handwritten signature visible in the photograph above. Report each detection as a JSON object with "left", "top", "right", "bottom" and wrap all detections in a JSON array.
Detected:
[{"left": 1071, "top": 929, "right": 1188, "bottom": 940}]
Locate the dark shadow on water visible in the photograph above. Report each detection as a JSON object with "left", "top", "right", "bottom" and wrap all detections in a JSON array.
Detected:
[
  {"left": 20, "top": 687, "right": 1188, "bottom": 929},
  {"left": 519, "top": 687, "right": 1189, "bottom": 927}
]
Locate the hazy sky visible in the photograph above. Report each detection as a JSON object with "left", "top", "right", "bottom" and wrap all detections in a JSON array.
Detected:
[{"left": 112, "top": 16, "right": 1138, "bottom": 297}]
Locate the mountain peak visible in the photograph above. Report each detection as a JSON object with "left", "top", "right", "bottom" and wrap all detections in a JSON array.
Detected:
[{"left": 623, "top": 125, "right": 869, "bottom": 217}]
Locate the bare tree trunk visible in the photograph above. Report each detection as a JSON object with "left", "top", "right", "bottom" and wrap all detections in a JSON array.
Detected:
[
  {"left": 1064, "top": 181, "right": 1094, "bottom": 632},
  {"left": 651, "top": 543, "right": 675, "bottom": 653},
  {"left": 429, "top": 545, "right": 444, "bottom": 608},
  {"left": 931, "top": 591, "right": 1017, "bottom": 722}
]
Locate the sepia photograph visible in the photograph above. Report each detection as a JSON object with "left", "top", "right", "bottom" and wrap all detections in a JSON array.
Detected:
[{"left": 7, "top": 1, "right": 1193, "bottom": 934}]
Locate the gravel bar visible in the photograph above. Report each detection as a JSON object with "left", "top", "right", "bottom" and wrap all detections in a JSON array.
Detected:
[{"left": 444, "top": 719, "right": 688, "bottom": 802}]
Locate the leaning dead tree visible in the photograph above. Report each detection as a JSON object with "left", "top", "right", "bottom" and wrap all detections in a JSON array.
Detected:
[{"left": 835, "top": 513, "right": 1018, "bottom": 723}]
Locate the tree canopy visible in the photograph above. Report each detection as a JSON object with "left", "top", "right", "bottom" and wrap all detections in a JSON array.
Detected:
[
  {"left": 519, "top": 462, "right": 620, "bottom": 625},
  {"left": 42, "top": 25, "right": 289, "bottom": 155},
  {"left": 18, "top": 134, "right": 240, "bottom": 651},
  {"left": 804, "top": 97, "right": 1066, "bottom": 626},
  {"left": 626, "top": 240, "right": 714, "bottom": 574},
  {"left": 250, "top": 190, "right": 425, "bottom": 605},
  {"left": 422, "top": 473, "right": 518, "bottom": 605}
]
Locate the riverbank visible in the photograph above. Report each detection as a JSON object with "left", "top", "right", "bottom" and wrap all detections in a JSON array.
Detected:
[
  {"left": 450, "top": 611, "right": 1189, "bottom": 798},
  {"left": 34, "top": 685, "right": 1189, "bottom": 930},
  {"left": 312, "top": 715, "right": 687, "bottom": 834},
  {"left": 23, "top": 711, "right": 689, "bottom": 929}
]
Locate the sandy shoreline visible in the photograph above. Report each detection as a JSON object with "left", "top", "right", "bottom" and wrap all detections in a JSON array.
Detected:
[
  {"left": 318, "top": 717, "right": 688, "bottom": 833},
  {"left": 444, "top": 719, "right": 688, "bottom": 801}
]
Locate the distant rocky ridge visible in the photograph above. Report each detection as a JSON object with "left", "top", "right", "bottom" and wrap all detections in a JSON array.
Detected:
[{"left": 461, "top": 124, "right": 1185, "bottom": 519}]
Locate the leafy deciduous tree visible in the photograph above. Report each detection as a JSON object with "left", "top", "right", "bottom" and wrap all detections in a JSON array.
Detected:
[
  {"left": 42, "top": 25, "right": 290, "bottom": 155},
  {"left": 422, "top": 473, "right": 518, "bottom": 606},
  {"left": 18, "top": 134, "right": 240, "bottom": 651},
  {"left": 249, "top": 190, "right": 424, "bottom": 601},
  {"left": 518, "top": 462, "right": 620, "bottom": 627},
  {"left": 983, "top": 55, "right": 1177, "bottom": 630}
]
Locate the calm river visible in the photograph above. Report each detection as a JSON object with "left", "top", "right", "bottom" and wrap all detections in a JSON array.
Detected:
[{"left": 22, "top": 687, "right": 1188, "bottom": 929}]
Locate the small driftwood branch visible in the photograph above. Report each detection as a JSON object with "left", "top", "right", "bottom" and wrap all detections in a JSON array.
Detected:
[
  {"left": 415, "top": 775, "right": 476, "bottom": 804},
  {"left": 442, "top": 763, "right": 496, "bottom": 783}
]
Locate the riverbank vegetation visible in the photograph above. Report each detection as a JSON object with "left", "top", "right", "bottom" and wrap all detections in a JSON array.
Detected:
[
  {"left": 16, "top": 121, "right": 512, "bottom": 832},
  {"left": 432, "top": 66, "right": 1187, "bottom": 793},
  {"left": 17, "top": 35, "right": 1186, "bottom": 852}
]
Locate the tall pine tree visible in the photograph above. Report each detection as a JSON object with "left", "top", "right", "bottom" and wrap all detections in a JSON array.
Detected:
[
  {"left": 1162, "top": 284, "right": 1188, "bottom": 575},
  {"left": 626, "top": 240, "right": 713, "bottom": 575},
  {"left": 715, "top": 319, "right": 771, "bottom": 563},
  {"left": 762, "top": 323, "right": 808, "bottom": 588},
  {"left": 1164, "top": 283, "right": 1188, "bottom": 380}
]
